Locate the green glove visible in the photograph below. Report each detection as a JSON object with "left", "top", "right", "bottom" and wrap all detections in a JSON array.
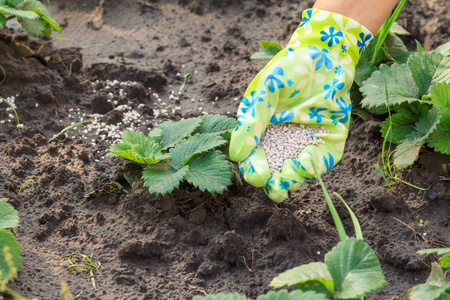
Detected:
[{"left": 229, "top": 8, "right": 374, "bottom": 202}]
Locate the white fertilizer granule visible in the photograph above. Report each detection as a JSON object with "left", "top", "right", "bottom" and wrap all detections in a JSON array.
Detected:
[{"left": 259, "top": 123, "right": 328, "bottom": 173}]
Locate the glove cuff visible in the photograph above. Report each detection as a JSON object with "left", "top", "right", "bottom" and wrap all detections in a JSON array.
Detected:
[{"left": 288, "top": 9, "right": 374, "bottom": 65}]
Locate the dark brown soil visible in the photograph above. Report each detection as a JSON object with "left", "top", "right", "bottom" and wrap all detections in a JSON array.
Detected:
[{"left": 1, "top": 0, "right": 449, "bottom": 299}]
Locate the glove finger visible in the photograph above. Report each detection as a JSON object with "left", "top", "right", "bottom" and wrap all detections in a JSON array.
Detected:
[
  {"left": 238, "top": 147, "right": 271, "bottom": 188},
  {"left": 264, "top": 172, "right": 289, "bottom": 203},
  {"left": 297, "top": 127, "right": 346, "bottom": 179},
  {"left": 279, "top": 159, "right": 306, "bottom": 191}
]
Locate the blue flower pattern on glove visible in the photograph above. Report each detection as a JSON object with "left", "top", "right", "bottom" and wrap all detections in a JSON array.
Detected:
[
  {"left": 320, "top": 27, "right": 343, "bottom": 47},
  {"left": 299, "top": 9, "right": 312, "bottom": 27},
  {"left": 265, "top": 176, "right": 276, "bottom": 194},
  {"left": 330, "top": 97, "right": 351, "bottom": 124},
  {"left": 286, "top": 48, "right": 295, "bottom": 57},
  {"left": 335, "top": 65, "right": 344, "bottom": 76},
  {"left": 324, "top": 79, "right": 345, "bottom": 100},
  {"left": 243, "top": 154, "right": 256, "bottom": 174},
  {"left": 234, "top": 114, "right": 247, "bottom": 131},
  {"left": 323, "top": 152, "right": 334, "bottom": 171},
  {"left": 240, "top": 90, "right": 266, "bottom": 117},
  {"left": 308, "top": 46, "right": 334, "bottom": 70},
  {"left": 271, "top": 111, "right": 294, "bottom": 124},
  {"left": 357, "top": 32, "right": 373, "bottom": 55},
  {"left": 279, "top": 181, "right": 288, "bottom": 190},
  {"left": 309, "top": 107, "right": 327, "bottom": 123},
  {"left": 289, "top": 88, "right": 301, "bottom": 99},
  {"left": 264, "top": 67, "right": 285, "bottom": 93}
]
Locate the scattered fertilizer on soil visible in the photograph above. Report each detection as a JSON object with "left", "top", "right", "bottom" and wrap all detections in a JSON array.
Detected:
[
  {"left": 0, "top": 94, "right": 19, "bottom": 125},
  {"left": 259, "top": 123, "right": 327, "bottom": 173}
]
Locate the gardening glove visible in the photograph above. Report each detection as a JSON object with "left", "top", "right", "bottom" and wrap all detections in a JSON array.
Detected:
[{"left": 229, "top": 8, "right": 374, "bottom": 202}]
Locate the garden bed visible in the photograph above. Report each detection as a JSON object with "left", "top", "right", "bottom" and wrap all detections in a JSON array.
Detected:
[{"left": 1, "top": 0, "right": 449, "bottom": 299}]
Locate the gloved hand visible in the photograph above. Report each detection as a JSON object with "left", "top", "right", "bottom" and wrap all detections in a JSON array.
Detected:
[{"left": 229, "top": 8, "right": 373, "bottom": 202}]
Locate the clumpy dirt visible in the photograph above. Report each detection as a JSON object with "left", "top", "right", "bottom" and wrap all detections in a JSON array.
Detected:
[{"left": 1, "top": 0, "right": 449, "bottom": 299}]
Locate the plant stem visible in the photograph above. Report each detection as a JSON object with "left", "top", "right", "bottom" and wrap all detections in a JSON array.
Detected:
[
  {"left": 312, "top": 163, "right": 348, "bottom": 242},
  {"left": 48, "top": 119, "right": 93, "bottom": 142},
  {"left": 2, "top": 286, "right": 29, "bottom": 300},
  {"left": 371, "top": 0, "right": 406, "bottom": 65},
  {"left": 334, "top": 192, "right": 363, "bottom": 240},
  {"left": 1, "top": 96, "right": 21, "bottom": 133}
]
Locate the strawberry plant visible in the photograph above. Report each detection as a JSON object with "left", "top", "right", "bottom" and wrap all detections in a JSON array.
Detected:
[
  {"left": 0, "top": 198, "right": 23, "bottom": 296},
  {"left": 0, "top": 0, "right": 61, "bottom": 35},
  {"left": 193, "top": 162, "right": 386, "bottom": 300},
  {"left": 360, "top": 50, "right": 450, "bottom": 169},
  {"left": 108, "top": 114, "right": 238, "bottom": 195},
  {"left": 418, "top": 248, "right": 450, "bottom": 269},
  {"left": 407, "top": 263, "right": 450, "bottom": 300},
  {"left": 413, "top": 248, "right": 450, "bottom": 299}
]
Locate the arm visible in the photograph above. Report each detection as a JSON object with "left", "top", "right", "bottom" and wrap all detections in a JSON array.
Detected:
[{"left": 313, "top": 0, "right": 400, "bottom": 34}]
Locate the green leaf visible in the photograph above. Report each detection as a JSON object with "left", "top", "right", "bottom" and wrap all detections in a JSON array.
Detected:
[
  {"left": 108, "top": 130, "right": 170, "bottom": 165},
  {"left": 361, "top": 64, "right": 420, "bottom": 112},
  {"left": 0, "top": 230, "right": 23, "bottom": 282},
  {"left": 427, "top": 265, "right": 449, "bottom": 287},
  {"left": 428, "top": 83, "right": 450, "bottom": 154},
  {"left": 389, "top": 22, "right": 410, "bottom": 35},
  {"left": 380, "top": 102, "right": 429, "bottom": 143},
  {"left": 259, "top": 40, "right": 283, "bottom": 51},
  {"left": 408, "top": 52, "right": 444, "bottom": 96},
  {"left": 393, "top": 134, "right": 423, "bottom": 169},
  {"left": 121, "top": 130, "right": 148, "bottom": 145},
  {"left": 143, "top": 165, "right": 188, "bottom": 195},
  {"left": 199, "top": 114, "right": 237, "bottom": 137},
  {"left": 185, "top": 150, "right": 232, "bottom": 193},
  {"left": 439, "top": 254, "right": 450, "bottom": 268},
  {"left": 354, "top": 59, "right": 377, "bottom": 87},
  {"left": 0, "top": 5, "right": 38, "bottom": 19},
  {"left": 256, "top": 290, "right": 328, "bottom": 300},
  {"left": 40, "top": 14, "right": 61, "bottom": 33},
  {"left": 394, "top": 108, "right": 441, "bottom": 169},
  {"left": 0, "top": 13, "right": 6, "bottom": 27},
  {"left": 160, "top": 118, "right": 202, "bottom": 150},
  {"left": 431, "top": 83, "right": 450, "bottom": 111},
  {"left": 170, "top": 134, "right": 227, "bottom": 169},
  {"left": 156, "top": 120, "right": 175, "bottom": 130},
  {"left": 408, "top": 263, "right": 450, "bottom": 300},
  {"left": 384, "top": 32, "right": 411, "bottom": 64},
  {"left": 435, "top": 41, "right": 450, "bottom": 56},
  {"left": 416, "top": 40, "right": 425, "bottom": 54},
  {"left": 431, "top": 56, "right": 450, "bottom": 87},
  {"left": 21, "top": 0, "right": 61, "bottom": 33},
  {"left": 270, "top": 262, "right": 332, "bottom": 289},
  {"left": 325, "top": 238, "right": 386, "bottom": 299},
  {"left": 148, "top": 127, "right": 162, "bottom": 143},
  {"left": 437, "top": 295, "right": 450, "bottom": 300},
  {"left": 123, "top": 170, "right": 146, "bottom": 193},
  {"left": 417, "top": 248, "right": 450, "bottom": 256},
  {"left": 251, "top": 41, "right": 283, "bottom": 60},
  {"left": 18, "top": 17, "right": 45, "bottom": 35},
  {"left": 192, "top": 293, "right": 248, "bottom": 300},
  {"left": 21, "top": 0, "right": 51, "bottom": 17},
  {"left": 132, "top": 142, "right": 171, "bottom": 164},
  {"left": 250, "top": 48, "right": 281, "bottom": 60},
  {"left": 296, "top": 280, "right": 335, "bottom": 299},
  {"left": 5, "top": 0, "right": 24, "bottom": 4},
  {"left": 85, "top": 182, "right": 126, "bottom": 198},
  {"left": 0, "top": 199, "right": 19, "bottom": 230}
]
